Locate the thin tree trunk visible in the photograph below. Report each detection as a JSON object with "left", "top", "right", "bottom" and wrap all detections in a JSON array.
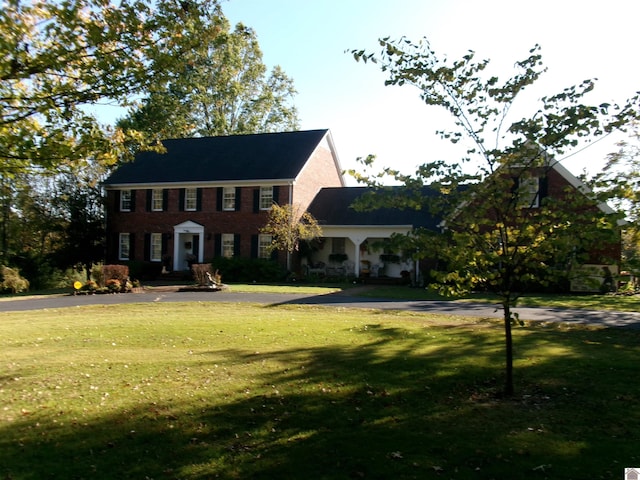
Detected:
[{"left": 503, "top": 300, "right": 514, "bottom": 396}]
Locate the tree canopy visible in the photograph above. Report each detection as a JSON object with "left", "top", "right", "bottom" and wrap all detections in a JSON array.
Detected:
[
  {"left": 118, "top": 10, "right": 299, "bottom": 139},
  {"left": 351, "top": 38, "right": 638, "bottom": 395}
]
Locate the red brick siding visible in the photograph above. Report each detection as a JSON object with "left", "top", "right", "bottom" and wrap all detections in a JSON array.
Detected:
[
  {"left": 293, "top": 142, "right": 342, "bottom": 210},
  {"left": 106, "top": 186, "right": 288, "bottom": 264}
]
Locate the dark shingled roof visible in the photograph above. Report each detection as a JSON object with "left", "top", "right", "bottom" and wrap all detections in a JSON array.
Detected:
[
  {"left": 307, "top": 187, "right": 442, "bottom": 230},
  {"left": 104, "top": 129, "right": 330, "bottom": 185}
]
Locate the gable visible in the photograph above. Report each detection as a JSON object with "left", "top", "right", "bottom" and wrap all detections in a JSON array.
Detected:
[{"left": 104, "top": 129, "right": 332, "bottom": 187}]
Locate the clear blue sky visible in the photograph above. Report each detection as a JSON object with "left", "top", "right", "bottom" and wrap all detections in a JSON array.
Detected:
[{"left": 222, "top": 0, "right": 639, "bottom": 183}]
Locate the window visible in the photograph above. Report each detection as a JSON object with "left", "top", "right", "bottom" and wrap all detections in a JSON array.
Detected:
[
  {"left": 119, "top": 233, "right": 130, "bottom": 260},
  {"left": 184, "top": 188, "right": 197, "bottom": 211},
  {"left": 258, "top": 234, "right": 272, "bottom": 259},
  {"left": 150, "top": 233, "right": 162, "bottom": 262},
  {"left": 332, "top": 237, "right": 346, "bottom": 254},
  {"left": 259, "top": 186, "right": 273, "bottom": 210},
  {"left": 221, "top": 233, "right": 235, "bottom": 257},
  {"left": 152, "top": 189, "right": 163, "bottom": 211},
  {"left": 120, "top": 190, "right": 132, "bottom": 211},
  {"left": 223, "top": 187, "right": 236, "bottom": 211},
  {"left": 519, "top": 177, "right": 539, "bottom": 208}
]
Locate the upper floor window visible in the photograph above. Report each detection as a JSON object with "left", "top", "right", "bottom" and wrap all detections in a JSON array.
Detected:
[
  {"left": 184, "top": 188, "right": 197, "bottom": 211},
  {"left": 258, "top": 234, "right": 272, "bottom": 259},
  {"left": 223, "top": 187, "right": 236, "bottom": 211},
  {"left": 519, "top": 177, "right": 540, "bottom": 208},
  {"left": 152, "top": 189, "right": 163, "bottom": 211},
  {"left": 120, "top": 190, "right": 132, "bottom": 212},
  {"left": 259, "top": 186, "right": 273, "bottom": 210},
  {"left": 119, "top": 233, "right": 130, "bottom": 260},
  {"left": 221, "top": 233, "right": 235, "bottom": 257},
  {"left": 150, "top": 233, "right": 162, "bottom": 262}
]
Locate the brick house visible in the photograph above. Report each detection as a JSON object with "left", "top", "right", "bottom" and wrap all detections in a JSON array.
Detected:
[
  {"left": 104, "top": 129, "right": 620, "bottom": 290},
  {"left": 103, "top": 129, "right": 344, "bottom": 272}
]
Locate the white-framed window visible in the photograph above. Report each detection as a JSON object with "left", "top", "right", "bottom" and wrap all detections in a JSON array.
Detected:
[
  {"left": 332, "top": 237, "right": 346, "bottom": 254},
  {"left": 258, "top": 234, "right": 272, "bottom": 259},
  {"left": 519, "top": 177, "right": 539, "bottom": 208},
  {"left": 259, "top": 186, "right": 273, "bottom": 210},
  {"left": 150, "top": 233, "right": 162, "bottom": 262},
  {"left": 222, "top": 233, "right": 235, "bottom": 257},
  {"left": 223, "top": 187, "right": 236, "bottom": 211},
  {"left": 119, "top": 233, "right": 130, "bottom": 260},
  {"left": 185, "top": 188, "right": 197, "bottom": 211},
  {"left": 120, "top": 190, "right": 132, "bottom": 212},
  {"left": 152, "top": 189, "right": 163, "bottom": 211}
]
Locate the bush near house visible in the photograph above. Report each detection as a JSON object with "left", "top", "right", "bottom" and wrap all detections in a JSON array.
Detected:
[
  {"left": 210, "top": 257, "right": 287, "bottom": 283},
  {"left": 0, "top": 266, "right": 30, "bottom": 293}
]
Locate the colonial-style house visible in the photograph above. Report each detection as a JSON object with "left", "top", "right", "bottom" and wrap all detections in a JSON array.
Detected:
[
  {"left": 103, "top": 129, "right": 344, "bottom": 273},
  {"left": 103, "top": 129, "right": 620, "bottom": 290}
]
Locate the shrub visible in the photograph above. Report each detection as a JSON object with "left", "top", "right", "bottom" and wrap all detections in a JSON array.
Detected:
[
  {"left": 126, "top": 261, "right": 163, "bottom": 281},
  {"left": 80, "top": 280, "right": 98, "bottom": 292},
  {"left": 0, "top": 266, "right": 30, "bottom": 293},
  {"left": 102, "top": 265, "right": 129, "bottom": 286},
  {"left": 210, "top": 257, "right": 287, "bottom": 283},
  {"left": 106, "top": 279, "right": 122, "bottom": 292}
]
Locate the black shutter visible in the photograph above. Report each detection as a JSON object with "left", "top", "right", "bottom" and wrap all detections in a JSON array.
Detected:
[
  {"left": 129, "top": 233, "right": 135, "bottom": 260},
  {"left": 272, "top": 186, "right": 280, "bottom": 205},
  {"left": 539, "top": 176, "right": 548, "bottom": 203},
  {"left": 162, "top": 233, "right": 169, "bottom": 255},
  {"left": 253, "top": 189, "right": 260, "bottom": 213},
  {"left": 216, "top": 187, "right": 223, "bottom": 211},
  {"left": 117, "top": 191, "right": 122, "bottom": 212},
  {"left": 251, "top": 235, "right": 258, "bottom": 258},
  {"left": 146, "top": 190, "right": 152, "bottom": 212},
  {"left": 163, "top": 189, "right": 169, "bottom": 211},
  {"left": 214, "top": 234, "right": 222, "bottom": 258},
  {"left": 144, "top": 233, "right": 150, "bottom": 261},
  {"left": 196, "top": 188, "right": 202, "bottom": 211},
  {"left": 235, "top": 187, "right": 242, "bottom": 211},
  {"left": 234, "top": 234, "right": 241, "bottom": 257},
  {"left": 130, "top": 190, "right": 136, "bottom": 212},
  {"left": 179, "top": 189, "right": 185, "bottom": 211}
]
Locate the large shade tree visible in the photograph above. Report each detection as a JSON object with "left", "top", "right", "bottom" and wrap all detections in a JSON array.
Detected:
[
  {"left": 118, "top": 7, "right": 299, "bottom": 139},
  {"left": 351, "top": 39, "right": 638, "bottom": 395}
]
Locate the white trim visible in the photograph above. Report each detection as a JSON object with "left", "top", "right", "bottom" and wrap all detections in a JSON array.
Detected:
[
  {"left": 105, "top": 178, "right": 295, "bottom": 190},
  {"left": 172, "top": 221, "right": 204, "bottom": 271}
]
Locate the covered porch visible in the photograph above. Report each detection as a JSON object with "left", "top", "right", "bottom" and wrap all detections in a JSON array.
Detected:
[{"left": 301, "top": 225, "right": 418, "bottom": 282}]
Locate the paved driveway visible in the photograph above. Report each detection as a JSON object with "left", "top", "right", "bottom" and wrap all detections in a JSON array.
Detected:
[{"left": 1, "top": 289, "right": 639, "bottom": 329}]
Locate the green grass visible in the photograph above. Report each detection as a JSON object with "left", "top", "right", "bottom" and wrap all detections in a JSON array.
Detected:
[{"left": 1, "top": 302, "right": 639, "bottom": 479}]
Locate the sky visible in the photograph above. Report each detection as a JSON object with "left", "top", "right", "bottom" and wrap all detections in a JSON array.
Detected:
[{"left": 220, "top": 0, "right": 639, "bottom": 184}]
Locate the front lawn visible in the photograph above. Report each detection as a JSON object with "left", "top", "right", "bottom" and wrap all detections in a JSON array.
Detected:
[{"left": 1, "top": 302, "right": 638, "bottom": 479}]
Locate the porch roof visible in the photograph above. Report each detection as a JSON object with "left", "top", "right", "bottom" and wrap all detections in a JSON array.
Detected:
[{"left": 308, "top": 187, "right": 441, "bottom": 230}]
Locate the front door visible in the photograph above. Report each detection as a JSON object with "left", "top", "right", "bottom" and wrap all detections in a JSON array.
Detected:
[{"left": 173, "top": 221, "right": 205, "bottom": 271}]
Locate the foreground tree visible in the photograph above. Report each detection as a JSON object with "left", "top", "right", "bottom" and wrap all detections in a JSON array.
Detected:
[
  {"left": 352, "top": 39, "right": 637, "bottom": 395},
  {"left": 261, "top": 204, "right": 322, "bottom": 270},
  {"left": 118, "top": 9, "right": 299, "bottom": 139},
  {"left": 590, "top": 123, "right": 640, "bottom": 277}
]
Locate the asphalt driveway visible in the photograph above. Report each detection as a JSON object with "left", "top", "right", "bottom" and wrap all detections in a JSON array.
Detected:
[{"left": 1, "top": 288, "right": 639, "bottom": 329}]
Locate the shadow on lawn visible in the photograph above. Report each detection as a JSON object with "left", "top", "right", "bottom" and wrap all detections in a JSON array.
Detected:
[{"left": 1, "top": 324, "right": 639, "bottom": 479}]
